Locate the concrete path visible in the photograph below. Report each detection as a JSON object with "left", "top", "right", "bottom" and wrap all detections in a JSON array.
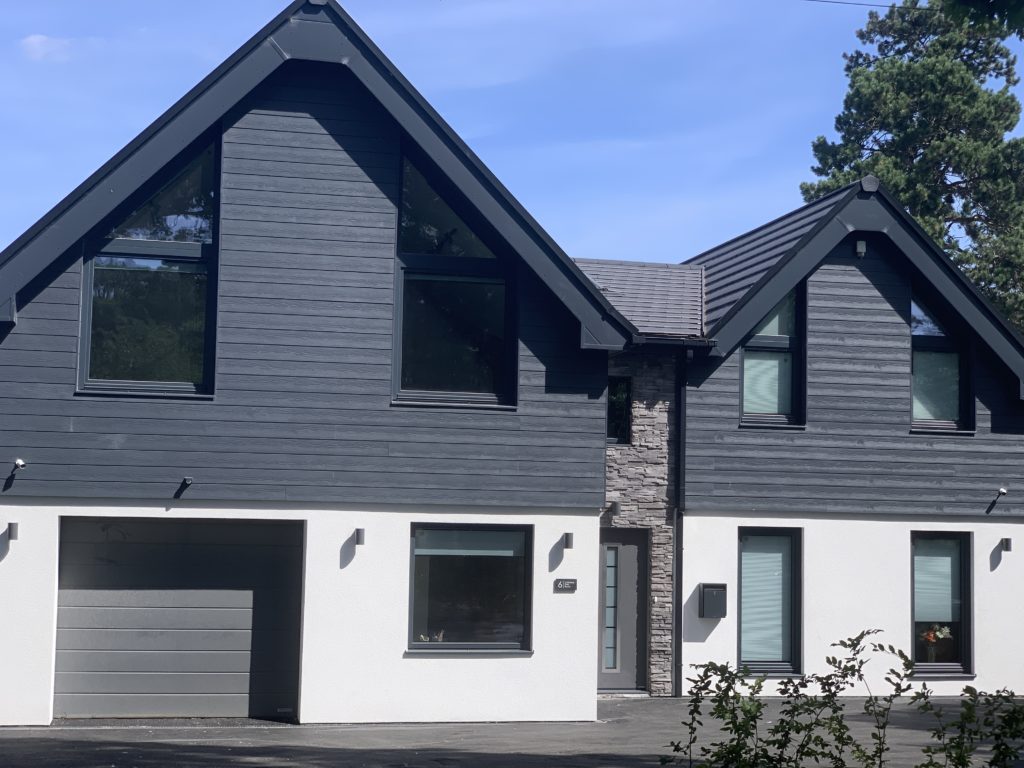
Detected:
[{"left": 0, "top": 696, "right": 997, "bottom": 767}]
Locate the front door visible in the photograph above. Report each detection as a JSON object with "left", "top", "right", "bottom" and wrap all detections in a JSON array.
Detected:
[{"left": 598, "top": 528, "right": 647, "bottom": 691}]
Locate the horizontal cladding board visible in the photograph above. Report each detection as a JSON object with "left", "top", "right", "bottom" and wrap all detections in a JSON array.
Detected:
[
  {"left": 54, "top": 672, "right": 253, "bottom": 695},
  {"left": 229, "top": 112, "right": 399, "bottom": 142},
  {"left": 223, "top": 126, "right": 398, "bottom": 158},
  {"left": 53, "top": 693, "right": 250, "bottom": 718},
  {"left": 688, "top": 454, "right": 1024, "bottom": 478},
  {"left": 219, "top": 218, "right": 395, "bottom": 245},
  {"left": 222, "top": 157, "right": 394, "bottom": 186},
  {"left": 686, "top": 480, "right": 1008, "bottom": 503},
  {"left": 245, "top": 97, "right": 397, "bottom": 125},
  {"left": 218, "top": 282, "right": 393, "bottom": 305},
  {"left": 0, "top": 334, "right": 77, "bottom": 353},
  {"left": 222, "top": 173, "right": 396, "bottom": 201},
  {"left": 220, "top": 186, "right": 397, "bottom": 215},
  {"left": 217, "top": 295, "right": 394, "bottom": 319},
  {"left": 15, "top": 302, "right": 80, "bottom": 321},
  {"left": 218, "top": 234, "right": 396, "bottom": 258},
  {"left": 685, "top": 497, "right": 1013, "bottom": 517},
  {"left": 222, "top": 137, "right": 399, "bottom": 170},
  {"left": 9, "top": 480, "right": 603, "bottom": 507},
  {"left": 220, "top": 204, "right": 396, "bottom": 231},
  {"left": 55, "top": 650, "right": 252, "bottom": 674},
  {"left": 219, "top": 250, "right": 395, "bottom": 275},
  {"left": 218, "top": 327, "right": 392, "bottom": 349}
]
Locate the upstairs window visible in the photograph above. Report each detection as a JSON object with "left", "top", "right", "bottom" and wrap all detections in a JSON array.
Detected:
[
  {"left": 607, "top": 376, "right": 632, "bottom": 444},
  {"left": 911, "top": 298, "right": 970, "bottom": 430},
  {"left": 80, "top": 141, "right": 218, "bottom": 395},
  {"left": 395, "top": 157, "right": 514, "bottom": 406},
  {"left": 741, "top": 289, "right": 804, "bottom": 425}
]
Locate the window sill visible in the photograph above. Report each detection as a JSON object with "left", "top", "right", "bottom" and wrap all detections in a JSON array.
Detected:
[
  {"left": 911, "top": 670, "right": 975, "bottom": 680},
  {"left": 391, "top": 397, "right": 516, "bottom": 412},
  {"left": 607, "top": 439, "right": 632, "bottom": 447},
  {"left": 75, "top": 388, "right": 214, "bottom": 401},
  {"left": 739, "top": 421, "right": 806, "bottom": 431},
  {"left": 910, "top": 427, "right": 976, "bottom": 436},
  {"left": 404, "top": 648, "right": 533, "bottom": 658}
]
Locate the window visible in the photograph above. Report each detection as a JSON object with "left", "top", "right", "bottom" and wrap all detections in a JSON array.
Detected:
[
  {"left": 911, "top": 298, "right": 970, "bottom": 430},
  {"left": 80, "top": 141, "right": 217, "bottom": 395},
  {"left": 741, "top": 289, "right": 804, "bottom": 425},
  {"left": 395, "top": 157, "right": 514, "bottom": 405},
  {"left": 409, "top": 525, "right": 532, "bottom": 650},
  {"left": 912, "top": 532, "right": 971, "bottom": 673},
  {"left": 607, "top": 376, "right": 632, "bottom": 444},
  {"left": 739, "top": 528, "right": 801, "bottom": 673}
]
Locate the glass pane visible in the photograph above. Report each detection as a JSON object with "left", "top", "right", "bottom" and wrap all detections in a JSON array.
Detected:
[
  {"left": 911, "top": 300, "right": 946, "bottom": 337},
  {"left": 913, "top": 537, "right": 963, "bottom": 664},
  {"left": 603, "top": 546, "right": 618, "bottom": 670},
  {"left": 754, "top": 292, "right": 796, "bottom": 337},
  {"left": 913, "top": 351, "right": 959, "bottom": 422},
  {"left": 743, "top": 351, "right": 793, "bottom": 415},
  {"left": 89, "top": 257, "right": 207, "bottom": 385},
  {"left": 740, "top": 534, "right": 792, "bottom": 663},
  {"left": 411, "top": 528, "right": 527, "bottom": 645},
  {"left": 607, "top": 377, "right": 631, "bottom": 443},
  {"left": 401, "top": 276, "right": 507, "bottom": 394},
  {"left": 399, "top": 158, "right": 496, "bottom": 259},
  {"left": 110, "top": 145, "right": 216, "bottom": 243}
]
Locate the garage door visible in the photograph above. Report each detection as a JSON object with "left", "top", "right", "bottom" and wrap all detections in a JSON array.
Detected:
[{"left": 55, "top": 518, "right": 303, "bottom": 719}]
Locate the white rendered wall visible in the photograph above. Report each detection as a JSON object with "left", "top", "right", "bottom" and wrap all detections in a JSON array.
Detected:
[
  {"left": 681, "top": 512, "right": 1024, "bottom": 696},
  {"left": 0, "top": 502, "right": 599, "bottom": 726}
]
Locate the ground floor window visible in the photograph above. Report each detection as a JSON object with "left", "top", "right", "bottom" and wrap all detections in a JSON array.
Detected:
[
  {"left": 410, "top": 524, "right": 532, "bottom": 650},
  {"left": 912, "top": 532, "right": 971, "bottom": 672},
  {"left": 739, "top": 527, "right": 801, "bottom": 673}
]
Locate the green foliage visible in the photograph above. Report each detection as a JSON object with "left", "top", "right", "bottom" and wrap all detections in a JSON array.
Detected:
[
  {"left": 938, "top": 0, "right": 1024, "bottom": 38},
  {"left": 664, "top": 631, "right": 1024, "bottom": 768},
  {"left": 803, "top": 1, "right": 1024, "bottom": 332}
]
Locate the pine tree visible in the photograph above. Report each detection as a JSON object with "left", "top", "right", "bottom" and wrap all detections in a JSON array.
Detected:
[{"left": 802, "top": 0, "right": 1024, "bottom": 331}]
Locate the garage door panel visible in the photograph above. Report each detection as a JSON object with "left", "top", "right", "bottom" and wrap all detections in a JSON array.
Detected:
[
  {"left": 55, "top": 672, "right": 251, "bottom": 695},
  {"left": 56, "top": 650, "right": 253, "bottom": 673},
  {"left": 56, "top": 517, "right": 302, "bottom": 719},
  {"left": 57, "top": 628, "right": 254, "bottom": 652},
  {"left": 58, "top": 607, "right": 255, "bottom": 631},
  {"left": 58, "top": 589, "right": 255, "bottom": 609},
  {"left": 54, "top": 693, "right": 250, "bottom": 719}
]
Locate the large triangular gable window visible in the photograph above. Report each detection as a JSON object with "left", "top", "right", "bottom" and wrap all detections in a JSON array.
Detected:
[
  {"left": 394, "top": 156, "right": 514, "bottom": 406},
  {"left": 79, "top": 141, "right": 218, "bottom": 395},
  {"left": 911, "top": 297, "right": 972, "bottom": 430}
]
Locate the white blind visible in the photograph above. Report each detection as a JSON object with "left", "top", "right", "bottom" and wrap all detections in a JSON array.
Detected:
[
  {"left": 741, "top": 535, "right": 792, "bottom": 662},
  {"left": 914, "top": 538, "right": 960, "bottom": 623},
  {"left": 743, "top": 352, "right": 792, "bottom": 415},
  {"left": 912, "top": 351, "right": 959, "bottom": 422},
  {"left": 414, "top": 528, "right": 524, "bottom": 557}
]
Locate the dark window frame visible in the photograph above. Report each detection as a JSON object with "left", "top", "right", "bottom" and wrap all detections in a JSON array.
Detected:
[
  {"left": 910, "top": 295, "right": 973, "bottom": 431},
  {"left": 910, "top": 531, "right": 973, "bottom": 676},
  {"left": 607, "top": 376, "right": 632, "bottom": 445},
  {"left": 739, "top": 285, "right": 806, "bottom": 427},
  {"left": 77, "top": 136, "right": 220, "bottom": 398},
  {"left": 737, "top": 527, "right": 802, "bottom": 675},
  {"left": 407, "top": 522, "right": 534, "bottom": 652},
  {"left": 392, "top": 153, "right": 517, "bottom": 408}
]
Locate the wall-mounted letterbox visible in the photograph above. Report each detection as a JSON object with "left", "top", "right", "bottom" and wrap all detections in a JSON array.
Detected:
[{"left": 699, "top": 583, "right": 727, "bottom": 619}]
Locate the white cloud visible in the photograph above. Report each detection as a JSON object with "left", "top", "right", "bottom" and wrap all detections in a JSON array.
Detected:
[{"left": 19, "top": 34, "right": 72, "bottom": 62}]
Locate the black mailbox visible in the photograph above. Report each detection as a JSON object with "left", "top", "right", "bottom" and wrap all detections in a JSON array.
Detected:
[{"left": 699, "top": 583, "right": 727, "bottom": 619}]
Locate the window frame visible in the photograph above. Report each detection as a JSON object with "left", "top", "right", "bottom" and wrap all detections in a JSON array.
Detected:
[
  {"left": 737, "top": 526, "right": 803, "bottom": 675},
  {"left": 392, "top": 155, "right": 517, "bottom": 408},
  {"left": 910, "top": 297, "right": 973, "bottom": 431},
  {"left": 607, "top": 376, "right": 632, "bottom": 445},
  {"left": 739, "top": 286, "right": 806, "bottom": 427},
  {"left": 910, "top": 531, "right": 973, "bottom": 676},
  {"left": 407, "top": 522, "right": 534, "bottom": 653}
]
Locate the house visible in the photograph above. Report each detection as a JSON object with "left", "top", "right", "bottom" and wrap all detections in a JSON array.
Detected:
[{"left": 1, "top": 0, "right": 1022, "bottom": 727}]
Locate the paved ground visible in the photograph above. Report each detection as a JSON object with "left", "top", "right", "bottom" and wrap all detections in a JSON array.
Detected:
[{"left": 0, "top": 696, "right": 1003, "bottom": 767}]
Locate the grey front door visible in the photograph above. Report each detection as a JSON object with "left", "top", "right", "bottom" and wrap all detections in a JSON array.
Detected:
[{"left": 598, "top": 528, "right": 647, "bottom": 691}]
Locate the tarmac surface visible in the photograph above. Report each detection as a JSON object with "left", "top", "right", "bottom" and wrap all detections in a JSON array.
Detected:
[{"left": 0, "top": 696, "right": 1010, "bottom": 767}]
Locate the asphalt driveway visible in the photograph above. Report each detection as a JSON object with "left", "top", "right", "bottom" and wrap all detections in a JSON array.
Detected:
[{"left": 0, "top": 696, "right": 988, "bottom": 767}]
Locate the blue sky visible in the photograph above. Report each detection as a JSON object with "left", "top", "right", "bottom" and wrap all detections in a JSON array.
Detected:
[{"left": 1, "top": 1, "right": 1021, "bottom": 262}]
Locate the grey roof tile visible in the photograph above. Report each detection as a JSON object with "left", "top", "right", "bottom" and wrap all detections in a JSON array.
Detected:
[{"left": 574, "top": 258, "right": 704, "bottom": 338}]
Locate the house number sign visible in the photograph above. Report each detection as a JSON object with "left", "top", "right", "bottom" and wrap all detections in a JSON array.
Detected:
[{"left": 553, "top": 578, "right": 578, "bottom": 593}]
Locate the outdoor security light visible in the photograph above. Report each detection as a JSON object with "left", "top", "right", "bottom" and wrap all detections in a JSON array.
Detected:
[
  {"left": 562, "top": 532, "right": 574, "bottom": 549},
  {"left": 7, "top": 522, "right": 18, "bottom": 541},
  {"left": 354, "top": 528, "right": 365, "bottom": 546},
  {"left": 1002, "top": 538, "right": 1012, "bottom": 552}
]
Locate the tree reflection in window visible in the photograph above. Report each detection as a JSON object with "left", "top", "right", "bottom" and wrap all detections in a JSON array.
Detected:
[{"left": 89, "top": 257, "right": 207, "bottom": 385}]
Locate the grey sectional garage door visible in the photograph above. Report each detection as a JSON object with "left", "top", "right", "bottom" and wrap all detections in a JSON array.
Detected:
[{"left": 55, "top": 518, "right": 303, "bottom": 719}]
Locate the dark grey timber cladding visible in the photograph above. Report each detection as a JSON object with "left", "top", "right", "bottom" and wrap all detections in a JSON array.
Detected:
[
  {"left": 55, "top": 517, "right": 303, "bottom": 719},
  {"left": 0, "top": 61, "right": 607, "bottom": 508},
  {"left": 686, "top": 237, "right": 1024, "bottom": 517}
]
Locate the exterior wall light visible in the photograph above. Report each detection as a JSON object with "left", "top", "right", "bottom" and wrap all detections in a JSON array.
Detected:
[
  {"left": 6, "top": 522, "right": 17, "bottom": 541},
  {"left": 354, "top": 528, "right": 365, "bottom": 546},
  {"left": 562, "top": 532, "right": 574, "bottom": 549},
  {"left": 1002, "top": 538, "right": 1013, "bottom": 553}
]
